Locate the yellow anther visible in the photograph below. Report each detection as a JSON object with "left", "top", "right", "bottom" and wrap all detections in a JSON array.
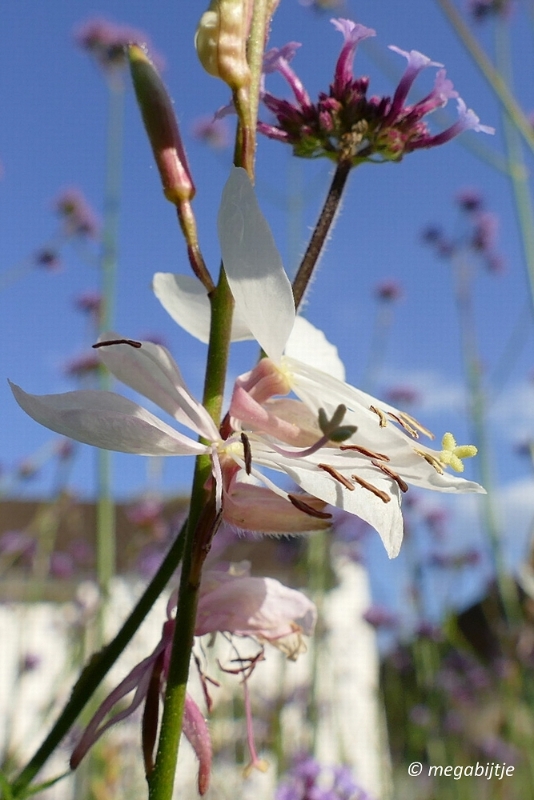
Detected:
[
  {"left": 414, "top": 448, "right": 444, "bottom": 475},
  {"left": 370, "top": 405, "right": 388, "bottom": 427},
  {"left": 398, "top": 411, "right": 435, "bottom": 441},
  {"left": 439, "top": 432, "right": 477, "bottom": 473}
]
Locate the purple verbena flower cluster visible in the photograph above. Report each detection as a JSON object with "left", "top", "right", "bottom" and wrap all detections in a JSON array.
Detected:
[{"left": 260, "top": 19, "right": 493, "bottom": 164}]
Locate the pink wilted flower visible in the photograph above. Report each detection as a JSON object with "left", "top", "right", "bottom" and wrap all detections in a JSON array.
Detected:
[
  {"left": 70, "top": 564, "right": 316, "bottom": 793},
  {"left": 259, "top": 19, "right": 493, "bottom": 163}
]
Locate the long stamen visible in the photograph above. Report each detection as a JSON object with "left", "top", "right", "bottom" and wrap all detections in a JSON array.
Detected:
[
  {"left": 288, "top": 493, "right": 333, "bottom": 520},
  {"left": 372, "top": 460, "right": 409, "bottom": 493},
  {"left": 339, "top": 444, "right": 390, "bottom": 461},
  {"left": 318, "top": 463, "right": 355, "bottom": 490},
  {"left": 370, "top": 405, "right": 388, "bottom": 427},
  {"left": 253, "top": 432, "right": 333, "bottom": 460},
  {"left": 397, "top": 411, "right": 434, "bottom": 440},
  {"left": 386, "top": 411, "right": 420, "bottom": 439},
  {"left": 351, "top": 474, "right": 391, "bottom": 503},
  {"left": 240, "top": 432, "right": 252, "bottom": 474}
]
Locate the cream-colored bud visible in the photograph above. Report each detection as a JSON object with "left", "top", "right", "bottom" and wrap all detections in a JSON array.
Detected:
[{"left": 195, "top": 0, "right": 251, "bottom": 90}]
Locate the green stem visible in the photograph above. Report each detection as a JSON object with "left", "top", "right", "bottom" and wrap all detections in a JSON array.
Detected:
[
  {"left": 494, "top": 20, "right": 534, "bottom": 319},
  {"left": 436, "top": 0, "right": 534, "bottom": 156},
  {"left": 145, "top": 7, "right": 274, "bottom": 792},
  {"left": 10, "top": 525, "right": 186, "bottom": 798},
  {"left": 96, "top": 79, "right": 125, "bottom": 606},
  {"left": 452, "top": 252, "right": 519, "bottom": 620},
  {"left": 147, "top": 269, "right": 235, "bottom": 800},
  {"left": 292, "top": 160, "right": 352, "bottom": 310}
]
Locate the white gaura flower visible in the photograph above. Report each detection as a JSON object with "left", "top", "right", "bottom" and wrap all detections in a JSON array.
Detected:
[
  {"left": 152, "top": 167, "right": 485, "bottom": 557},
  {"left": 9, "top": 336, "right": 326, "bottom": 526}
]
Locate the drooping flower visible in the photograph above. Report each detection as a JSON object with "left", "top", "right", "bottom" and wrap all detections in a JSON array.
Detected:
[
  {"left": 153, "top": 168, "right": 485, "bottom": 557},
  {"left": 259, "top": 18, "right": 493, "bottom": 163},
  {"left": 70, "top": 564, "right": 316, "bottom": 792},
  {"left": 69, "top": 615, "right": 212, "bottom": 794}
]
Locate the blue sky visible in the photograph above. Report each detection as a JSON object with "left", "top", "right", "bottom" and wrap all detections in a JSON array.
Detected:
[{"left": 2, "top": 1, "right": 534, "bottom": 603}]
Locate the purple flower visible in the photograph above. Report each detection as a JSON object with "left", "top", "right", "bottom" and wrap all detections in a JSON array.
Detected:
[
  {"left": 384, "top": 386, "right": 420, "bottom": 407},
  {"left": 374, "top": 279, "right": 403, "bottom": 302},
  {"left": 34, "top": 248, "right": 61, "bottom": 270},
  {"left": 74, "top": 291, "right": 102, "bottom": 318},
  {"left": 471, "top": 210, "right": 499, "bottom": 254},
  {"left": 259, "top": 19, "right": 493, "bottom": 163},
  {"left": 54, "top": 188, "right": 100, "bottom": 238},
  {"left": 0, "top": 530, "right": 36, "bottom": 557},
  {"left": 362, "top": 604, "right": 399, "bottom": 630},
  {"left": 191, "top": 116, "right": 231, "bottom": 149},
  {"left": 276, "top": 756, "right": 374, "bottom": 799},
  {"left": 468, "top": 0, "right": 513, "bottom": 21},
  {"left": 50, "top": 551, "right": 75, "bottom": 579},
  {"left": 63, "top": 352, "right": 101, "bottom": 378},
  {"left": 456, "top": 187, "right": 484, "bottom": 213},
  {"left": 74, "top": 18, "right": 161, "bottom": 72}
]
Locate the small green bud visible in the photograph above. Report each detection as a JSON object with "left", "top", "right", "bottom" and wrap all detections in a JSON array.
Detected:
[
  {"left": 128, "top": 44, "right": 195, "bottom": 204},
  {"left": 195, "top": 0, "right": 251, "bottom": 91}
]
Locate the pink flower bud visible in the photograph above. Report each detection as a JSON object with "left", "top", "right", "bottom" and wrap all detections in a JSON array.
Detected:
[{"left": 128, "top": 44, "right": 195, "bottom": 204}]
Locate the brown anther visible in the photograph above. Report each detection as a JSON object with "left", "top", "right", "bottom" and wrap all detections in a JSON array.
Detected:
[
  {"left": 288, "top": 494, "right": 333, "bottom": 520},
  {"left": 399, "top": 411, "right": 435, "bottom": 440},
  {"left": 414, "top": 448, "right": 444, "bottom": 475},
  {"left": 92, "top": 338, "right": 142, "bottom": 349},
  {"left": 339, "top": 444, "right": 390, "bottom": 461},
  {"left": 387, "top": 412, "right": 419, "bottom": 439},
  {"left": 372, "top": 460, "right": 409, "bottom": 493},
  {"left": 351, "top": 474, "right": 391, "bottom": 503},
  {"left": 370, "top": 405, "right": 388, "bottom": 427},
  {"left": 318, "top": 463, "right": 354, "bottom": 490},
  {"left": 240, "top": 432, "right": 252, "bottom": 475}
]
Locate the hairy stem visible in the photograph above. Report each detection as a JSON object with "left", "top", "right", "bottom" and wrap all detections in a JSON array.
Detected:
[{"left": 292, "top": 160, "right": 352, "bottom": 310}]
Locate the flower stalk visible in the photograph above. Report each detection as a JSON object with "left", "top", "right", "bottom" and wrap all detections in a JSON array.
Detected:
[
  {"left": 147, "top": 268, "right": 236, "bottom": 799},
  {"left": 292, "top": 159, "right": 352, "bottom": 309}
]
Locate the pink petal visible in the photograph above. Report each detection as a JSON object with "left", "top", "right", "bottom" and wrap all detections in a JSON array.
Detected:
[{"left": 183, "top": 694, "right": 212, "bottom": 795}]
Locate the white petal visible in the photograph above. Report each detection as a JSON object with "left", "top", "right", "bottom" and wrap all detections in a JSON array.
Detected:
[
  {"left": 249, "top": 442, "right": 403, "bottom": 558},
  {"left": 97, "top": 333, "right": 219, "bottom": 440},
  {"left": 289, "top": 462, "right": 403, "bottom": 559},
  {"left": 285, "top": 317, "right": 345, "bottom": 380},
  {"left": 218, "top": 167, "right": 295, "bottom": 362},
  {"left": 283, "top": 358, "right": 486, "bottom": 495},
  {"left": 152, "top": 272, "right": 252, "bottom": 343},
  {"left": 10, "top": 383, "right": 207, "bottom": 457}
]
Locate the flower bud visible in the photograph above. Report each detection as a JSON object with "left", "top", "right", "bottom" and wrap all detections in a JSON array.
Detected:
[
  {"left": 128, "top": 44, "right": 195, "bottom": 204},
  {"left": 195, "top": 0, "right": 251, "bottom": 91}
]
